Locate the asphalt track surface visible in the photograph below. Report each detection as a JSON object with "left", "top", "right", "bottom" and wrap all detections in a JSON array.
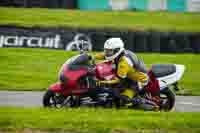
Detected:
[{"left": 0, "top": 91, "right": 200, "bottom": 112}]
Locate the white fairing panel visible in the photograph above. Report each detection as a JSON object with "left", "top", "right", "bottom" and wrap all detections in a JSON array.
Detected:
[{"left": 158, "top": 64, "right": 185, "bottom": 90}]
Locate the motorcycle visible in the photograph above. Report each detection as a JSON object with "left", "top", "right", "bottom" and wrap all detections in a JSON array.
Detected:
[{"left": 43, "top": 53, "right": 185, "bottom": 111}]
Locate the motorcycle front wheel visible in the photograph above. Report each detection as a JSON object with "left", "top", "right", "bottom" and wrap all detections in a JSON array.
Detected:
[{"left": 43, "top": 89, "right": 73, "bottom": 108}]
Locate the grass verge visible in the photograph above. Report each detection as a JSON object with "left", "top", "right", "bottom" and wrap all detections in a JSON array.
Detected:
[
  {"left": 0, "top": 7, "right": 199, "bottom": 32},
  {"left": 0, "top": 48, "right": 199, "bottom": 95},
  {"left": 0, "top": 107, "right": 200, "bottom": 133}
]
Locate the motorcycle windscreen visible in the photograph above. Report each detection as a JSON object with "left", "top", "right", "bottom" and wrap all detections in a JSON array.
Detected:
[{"left": 58, "top": 53, "right": 91, "bottom": 79}]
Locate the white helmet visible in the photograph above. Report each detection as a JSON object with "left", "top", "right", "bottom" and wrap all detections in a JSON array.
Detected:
[{"left": 104, "top": 38, "right": 125, "bottom": 60}]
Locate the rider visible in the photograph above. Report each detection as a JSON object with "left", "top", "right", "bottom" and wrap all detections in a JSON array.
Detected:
[{"left": 92, "top": 38, "right": 159, "bottom": 111}]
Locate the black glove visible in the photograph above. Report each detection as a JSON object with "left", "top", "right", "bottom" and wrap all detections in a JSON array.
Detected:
[
  {"left": 88, "top": 54, "right": 93, "bottom": 60},
  {"left": 87, "top": 54, "right": 95, "bottom": 66},
  {"left": 138, "top": 89, "right": 146, "bottom": 96}
]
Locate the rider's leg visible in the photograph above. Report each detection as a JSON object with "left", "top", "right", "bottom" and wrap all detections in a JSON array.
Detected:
[
  {"left": 120, "top": 88, "right": 136, "bottom": 105},
  {"left": 136, "top": 103, "right": 159, "bottom": 111},
  {"left": 125, "top": 80, "right": 159, "bottom": 111},
  {"left": 112, "top": 88, "right": 122, "bottom": 108},
  {"left": 112, "top": 88, "right": 134, "bottom": 108}
]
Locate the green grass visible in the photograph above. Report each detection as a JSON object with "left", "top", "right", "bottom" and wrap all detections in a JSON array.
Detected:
[
  {"left": 0, "top": 107, "right": 200, "bottom": 133},
  {"left": 0, "top": 48, "right": 199, "bottom": 95},
  {"left": 0, "top": 48, "right": 77, "bottom": 91},
  {"left": 0, "top": 7, "right": 200, "bottom": 32}
]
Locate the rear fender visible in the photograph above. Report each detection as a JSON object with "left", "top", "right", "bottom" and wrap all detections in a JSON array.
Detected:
[{"left": 158, "top": 64, "right": 185, "bottom": 90}]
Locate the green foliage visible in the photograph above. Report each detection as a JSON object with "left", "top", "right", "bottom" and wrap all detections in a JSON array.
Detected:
[{"left": 0, "top": 7, "right": 199, "bottom": 32}]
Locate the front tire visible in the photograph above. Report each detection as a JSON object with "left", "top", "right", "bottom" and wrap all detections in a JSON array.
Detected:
[
  {"left": 43, "top": 90, "right": 56, "bottom": 107},
  {"left": 43, "top": 89, "right": 77, "bottom": 108}
]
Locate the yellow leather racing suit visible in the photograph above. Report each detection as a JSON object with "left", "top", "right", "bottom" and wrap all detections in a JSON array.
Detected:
[{"left": 95, "top": 50, "right": 149, "bottom": 100}]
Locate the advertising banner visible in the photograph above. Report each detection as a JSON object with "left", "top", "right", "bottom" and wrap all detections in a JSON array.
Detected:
[{"left": 0, "top": 26, "right": 199, "bottom": 53}]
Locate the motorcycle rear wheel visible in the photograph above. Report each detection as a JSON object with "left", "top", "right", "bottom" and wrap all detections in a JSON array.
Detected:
[{"left": 160, "top": 88, "right": 175, "bottom": 111}]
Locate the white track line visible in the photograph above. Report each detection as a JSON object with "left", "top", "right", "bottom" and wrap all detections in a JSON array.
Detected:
[{"left": 177, "top": 102, "right": 200, "bottom": 106}]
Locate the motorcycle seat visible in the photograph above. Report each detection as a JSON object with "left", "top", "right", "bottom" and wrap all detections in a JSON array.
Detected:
[{"left": 151, "top": 64, "right": 176, "bottom": 78}]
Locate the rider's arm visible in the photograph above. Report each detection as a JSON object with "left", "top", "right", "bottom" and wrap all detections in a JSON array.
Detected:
[
  {"left": 117, "top": 56, "right": 131, "bottom": 79},
  {"left": 117, "top": 56, "right": 148, "bottom": 88},
  {"left": 98, "top": 77, "right": 120, "bottom": 84},
  {"left": 94, "top": 53, "right": 105, "bottom": 60}
]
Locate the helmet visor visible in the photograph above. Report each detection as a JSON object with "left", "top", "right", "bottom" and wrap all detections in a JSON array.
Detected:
[{"left": 104, "top": 49, "right": 114, "bottom": 58}]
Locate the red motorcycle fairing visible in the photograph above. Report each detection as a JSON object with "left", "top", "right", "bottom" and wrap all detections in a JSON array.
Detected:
[
  {"left": 49, "top": 64, "right": 89, "bottom": 96},
  {"left": 63, "top": 64, "right": 88, "bottom": 80},
  {"left": 49, "top": 82, "right": 66, "bottom": 94},
  {"left": 49, "top": 82, "right": 88, "bottom": 96}
]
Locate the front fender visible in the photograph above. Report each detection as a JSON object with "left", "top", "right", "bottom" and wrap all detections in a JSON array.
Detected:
[{"left": 48, "top": 82, "right": 66, "bottom": 94}]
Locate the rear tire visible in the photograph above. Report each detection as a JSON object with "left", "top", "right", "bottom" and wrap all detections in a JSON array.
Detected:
[{"left": 160, "top": 88, "right": 175, "bottom": 111}]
